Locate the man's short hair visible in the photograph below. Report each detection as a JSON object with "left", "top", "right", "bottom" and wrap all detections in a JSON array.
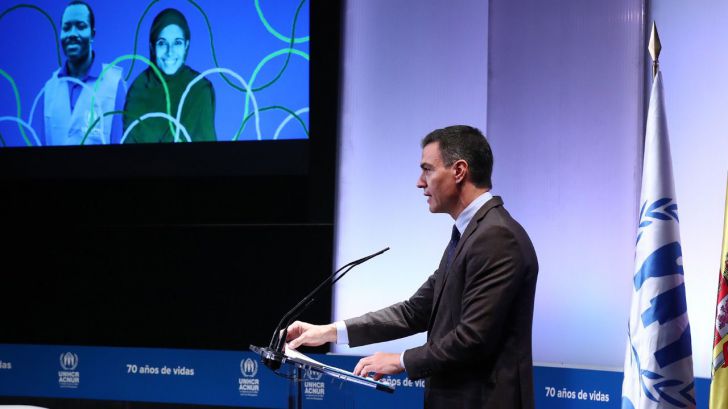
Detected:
[
  {"left": 421, "top": 125, "right": 493, "bottom": 189},
  {"left": 65, "top": 1, "right": 95, "bottom": 32}
]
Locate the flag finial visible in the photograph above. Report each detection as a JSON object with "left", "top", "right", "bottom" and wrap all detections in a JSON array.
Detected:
[{"left": 649, "top": 22, "right": 662, "bottom": 78}]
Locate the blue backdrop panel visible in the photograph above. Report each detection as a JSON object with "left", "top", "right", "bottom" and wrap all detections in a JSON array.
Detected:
[
  {"left": 0, "top": 344, "right": 287, "bottom": 407},
  {"left": 0, "top": 344, "right": 710, "bottom": 408}
]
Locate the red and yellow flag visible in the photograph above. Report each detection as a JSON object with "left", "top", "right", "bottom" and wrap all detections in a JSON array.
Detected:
[{"left": 710, "top": 175, "right": 728, "bottom": 409}]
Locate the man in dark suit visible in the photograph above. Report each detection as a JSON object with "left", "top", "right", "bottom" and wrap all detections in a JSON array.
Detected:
[{"left": 287, "top": 125, "right": 539, "bottom": 409}]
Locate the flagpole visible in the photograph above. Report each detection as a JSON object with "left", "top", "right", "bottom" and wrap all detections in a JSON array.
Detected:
[
  {"left": 622, "top": 20, "right": 696, "bottom": 408},
  {"left": 649, "top": 22, "right": 661, "bottom": 79}
]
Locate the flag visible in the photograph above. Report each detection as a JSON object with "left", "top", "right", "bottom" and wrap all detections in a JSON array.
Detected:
[
  {"left": 709, "top": 176, "right": 728, "bottom": 409},
  {"left": 621, "top": 70, "right": 695, "bottom": 409}
]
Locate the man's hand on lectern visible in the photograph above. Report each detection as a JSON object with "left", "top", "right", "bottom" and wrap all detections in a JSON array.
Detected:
[
  {"left": 285, "top": 320, "right": 337, "bottom": 349},
  {"left": 353, "top": 352, "right": 404, "bottom": 380}
]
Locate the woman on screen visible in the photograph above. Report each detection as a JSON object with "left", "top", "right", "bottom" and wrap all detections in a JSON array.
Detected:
[{"left": 123, "top": 8, "right": 216, "bottom": 143}]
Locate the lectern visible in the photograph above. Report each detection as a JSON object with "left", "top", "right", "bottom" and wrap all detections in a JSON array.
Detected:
[
  {"left": 251, "top": 248, "right": 394, "bottom": 408},
  {"left": 250, "top": 345, "right": 394, "bottom": 409}
]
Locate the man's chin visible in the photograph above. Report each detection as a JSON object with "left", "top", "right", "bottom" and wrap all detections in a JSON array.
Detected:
[{"left": 65, "top": 52, "right": 88, "bottom": 64}]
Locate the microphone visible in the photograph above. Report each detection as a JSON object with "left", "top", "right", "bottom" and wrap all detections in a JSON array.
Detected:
[{"left": 255, "top": 247, "right": 390, "bottom": 371}]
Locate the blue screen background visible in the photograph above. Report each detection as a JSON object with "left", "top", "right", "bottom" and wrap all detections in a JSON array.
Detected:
[{"left": 0, "top": 0, "right": 309, "bottom": 146}]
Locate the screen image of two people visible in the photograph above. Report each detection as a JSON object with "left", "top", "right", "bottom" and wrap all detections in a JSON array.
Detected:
[{"left": 42, "top": 1, "right": 216, "bottom": 146}]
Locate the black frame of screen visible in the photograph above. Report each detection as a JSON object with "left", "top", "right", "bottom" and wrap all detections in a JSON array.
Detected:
[{"left": 0, "top": 0, "right": 341, "bottom": 351}]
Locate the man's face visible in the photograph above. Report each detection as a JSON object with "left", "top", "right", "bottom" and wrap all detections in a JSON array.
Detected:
[
  {"left": 155, "top": 24, "right": 189, "bottom": 75},
  {"left": 61, "top": 4, "right": 93, "bottom": 64},
  {"left": 417, "top": 142, "right": 459, "bottom": 216}
]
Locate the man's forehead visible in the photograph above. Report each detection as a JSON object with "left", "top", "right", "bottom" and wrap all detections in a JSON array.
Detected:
[
  {"left": 62, "top": 4, "right": 90, "bottom": 23},
  {"left": 420, "top": 142, "right": 444, "bottom": 166}
]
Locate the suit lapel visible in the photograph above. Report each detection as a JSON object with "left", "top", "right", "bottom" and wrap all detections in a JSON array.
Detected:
[{"left": 428, "top": 197, "right": 504, "bottom": 329}]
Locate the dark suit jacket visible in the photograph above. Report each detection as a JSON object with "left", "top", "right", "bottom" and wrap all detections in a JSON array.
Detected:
[{"left": 345, "top": 196, "right": 538, "bottom": 409}]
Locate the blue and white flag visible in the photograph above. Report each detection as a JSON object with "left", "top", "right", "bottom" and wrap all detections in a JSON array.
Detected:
[{"left": 621, "top": 71, "right": 695, "bottom": 409}]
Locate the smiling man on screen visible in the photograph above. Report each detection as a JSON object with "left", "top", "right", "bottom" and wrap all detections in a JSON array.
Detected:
[{"left": 41, "top": 1, "right": 125, "bottom": 145}]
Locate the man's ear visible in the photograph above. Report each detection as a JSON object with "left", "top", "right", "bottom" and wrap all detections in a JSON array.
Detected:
[{"left": 453, "top": 159, "right": 468, "bottom": 184}]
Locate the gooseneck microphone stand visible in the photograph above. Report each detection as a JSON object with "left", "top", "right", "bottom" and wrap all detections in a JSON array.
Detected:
[
  {"left": 257, "top": 247, "right": 389, "bottom": 370},
  {"left": 250, "top": 247, "right": 391, "bottom": 408}
]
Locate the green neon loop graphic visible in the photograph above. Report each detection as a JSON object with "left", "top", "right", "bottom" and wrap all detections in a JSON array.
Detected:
[
  {"left": 255, "top": 0, "right": 309, "bottom": 44},
  {"left": 247, "top": 0, "right": 306, "bottom": 95},
  {"left": 80, "top": 110, "right": 124, "bottom": 146},
  {"left": 184, "top": 0, "right": 240, "bottom": 92},
  {"left": 85, "top": 54, "right": 173, "bottom": 145},
  {"left": 0, "top": 68, "right": 30, "bottom": 146},
  {"left": 0, "top": 116, "right": 40, "bottom": 146},
  {"left": 174, "top": 67, "right": 261, "bottom": 141},
  {"left": 0, "top": 4, "right": 62, "bottom": 67},
  {"left": 122, "top": 112, "right": 191, "bottom": 143},
  {"left": 127, "top": 0, "right": 161, "bottom": 82},
  {"left": 243, "top": 48, "right": 309, "bottom": 120},
  {"left": 234, "top": 105, "right": 308, "bottom": 141},
  {"left": 274, "top": 107, "right": 308, "bottom": 140}
]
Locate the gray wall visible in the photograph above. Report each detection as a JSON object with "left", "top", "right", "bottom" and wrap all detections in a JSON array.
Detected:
[
  {"left": 333, "top": 0, "right": 489, "bottom": 355},
  {"left": 487, "top": 0, "right": 644, "bottom": 368},
  {"left": 334, "top": 0, "right": 722, "bottom": 378}
]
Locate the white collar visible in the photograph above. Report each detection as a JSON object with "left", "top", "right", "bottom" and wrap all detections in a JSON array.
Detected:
[{"left": 455, "top": 191, "right": 493, "bottom": 234}]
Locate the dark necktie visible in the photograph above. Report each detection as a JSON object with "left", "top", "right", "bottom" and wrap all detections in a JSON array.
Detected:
[{"left": 446, "top": 225, "right": 461, "bottom": 269}]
